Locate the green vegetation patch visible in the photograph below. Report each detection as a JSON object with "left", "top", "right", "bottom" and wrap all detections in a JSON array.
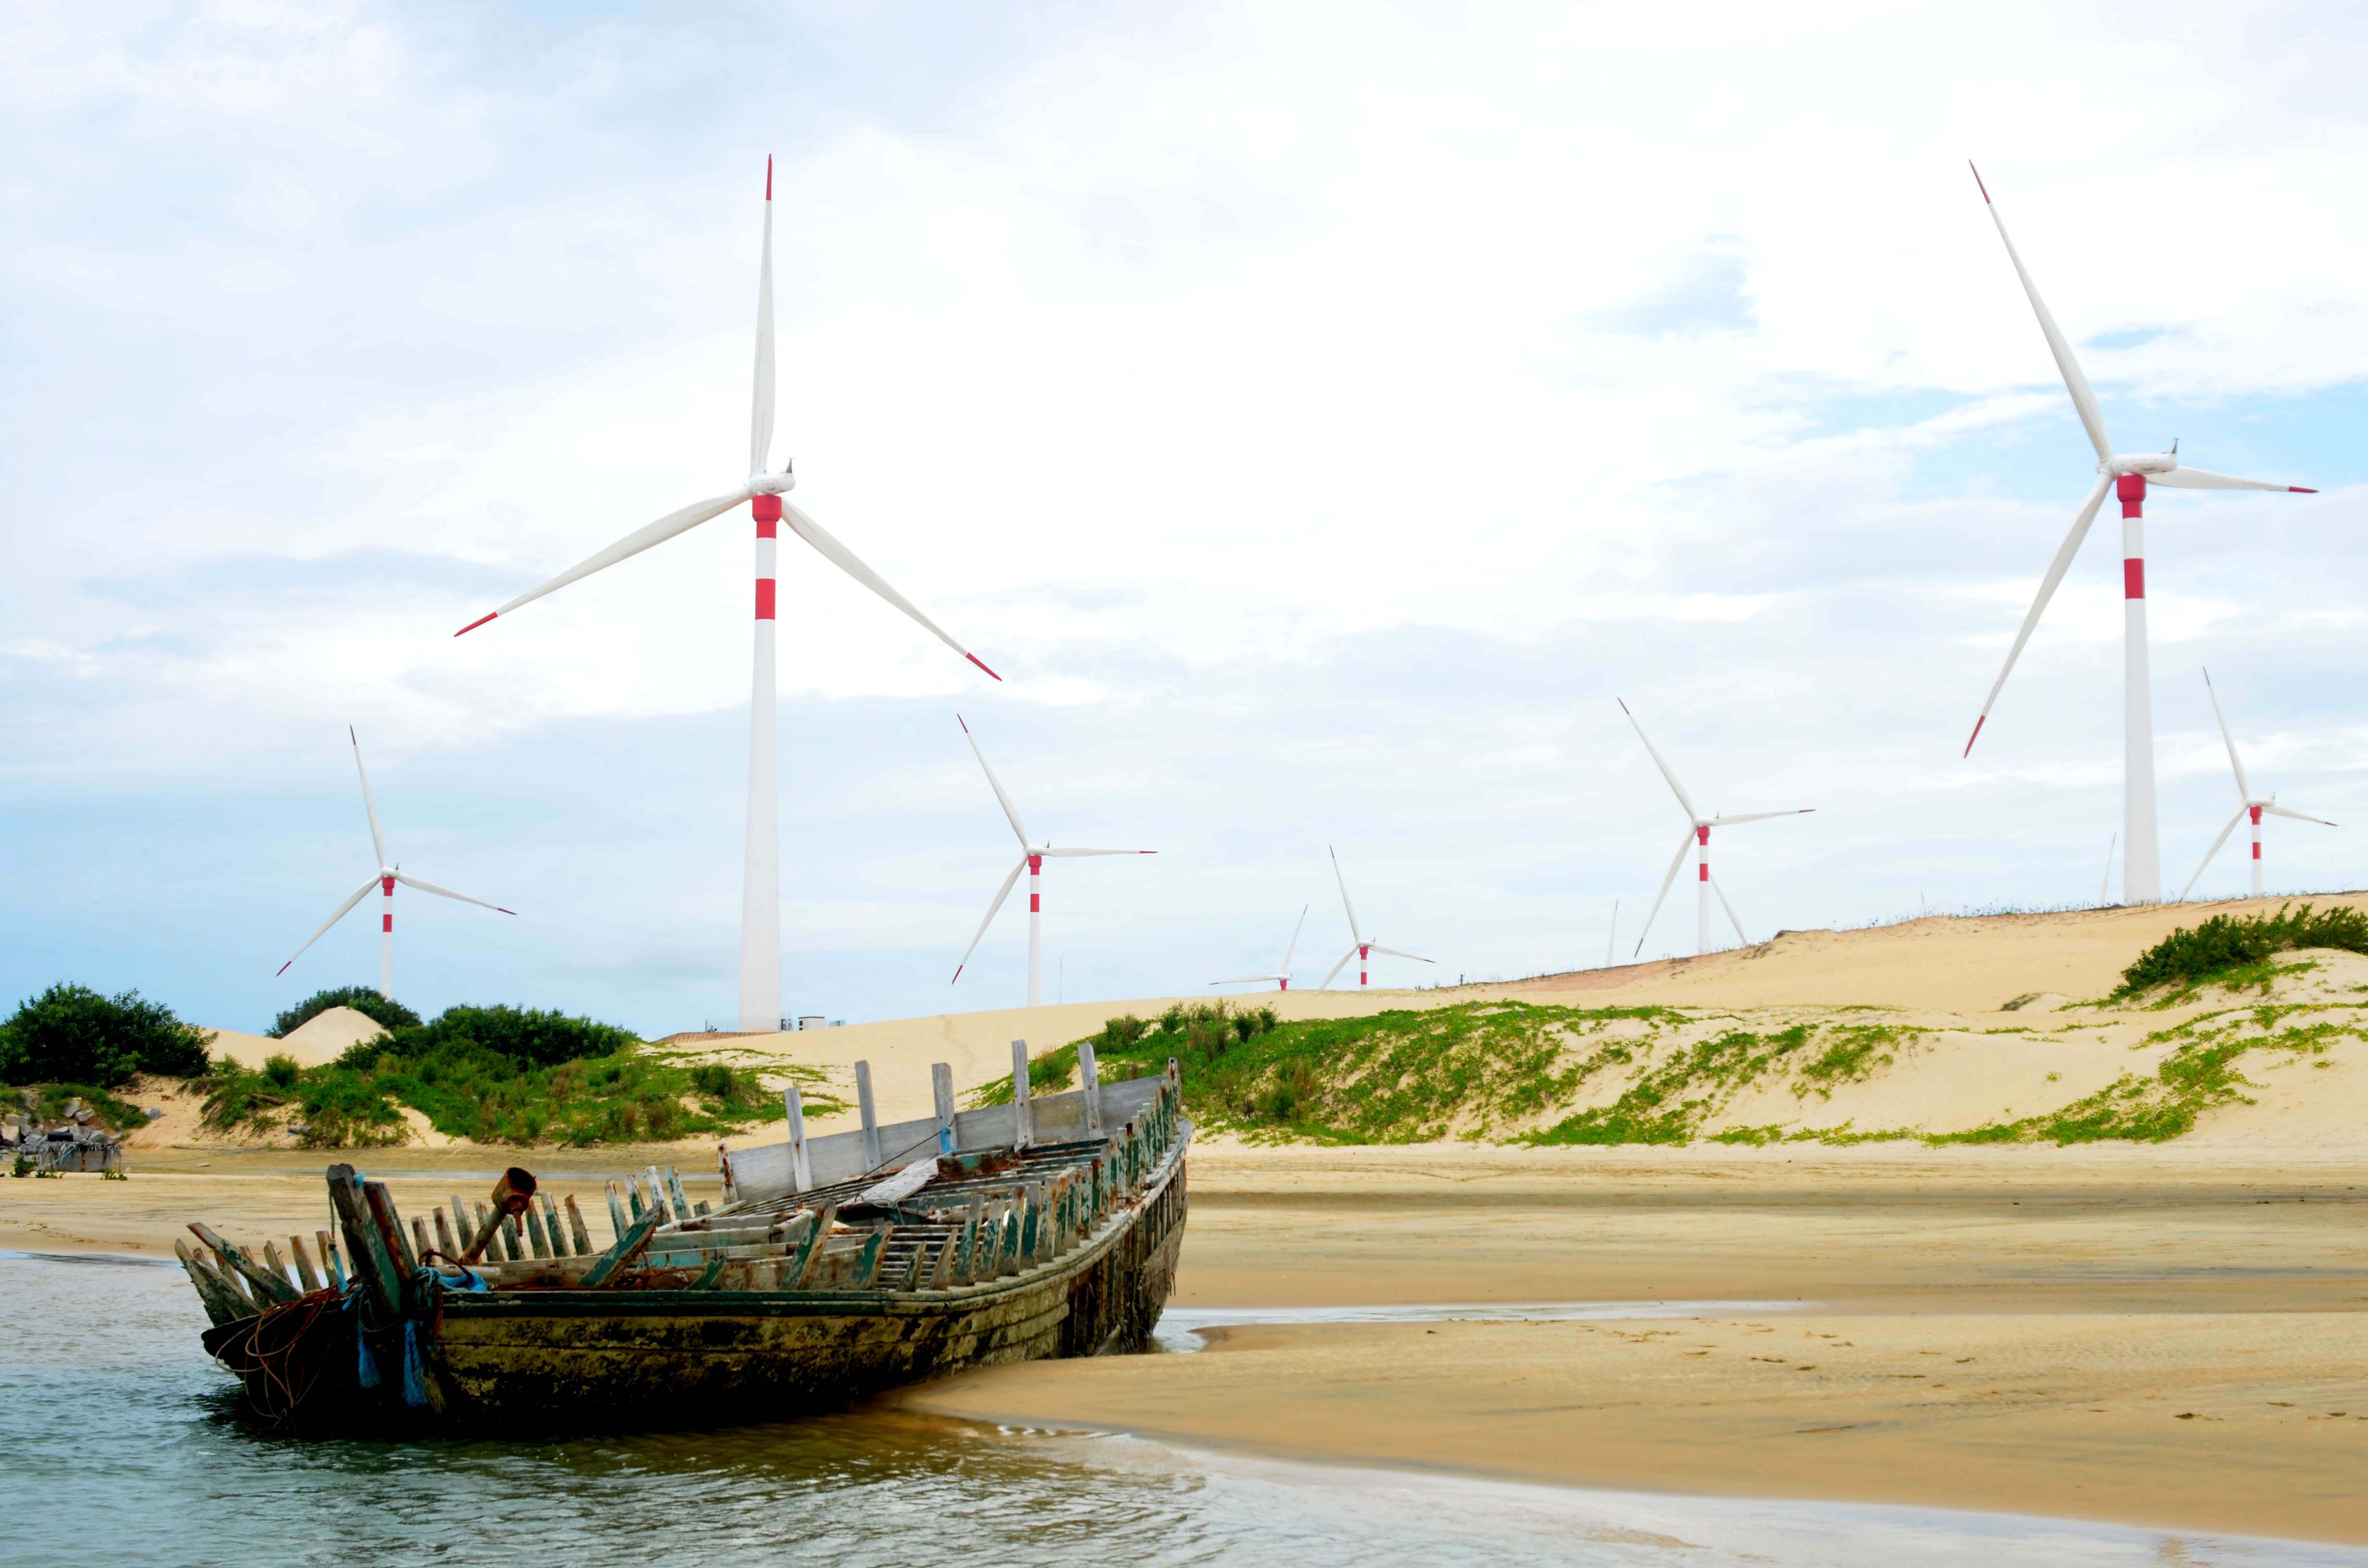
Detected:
[
  {"left": 1932, "top": 1008, "right": 2368, "bottom": 1146},
  {"left": 2117, "top": 903, "right": 2368, "bottom": 1001},
  {"left": 269, "top": 985, "right": 424, "bottom": 1039},
  {"left": 0, "top": 982, "right": 211, "bottom": 1089},
  {"left": 201, "top": 1003, "right": 817, "bottom": 1147}
]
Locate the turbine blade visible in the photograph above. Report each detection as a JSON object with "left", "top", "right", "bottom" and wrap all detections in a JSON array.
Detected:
[
  {"left": 1973, "top": 165, "right": 2114, "bottom": 464},
  {"left": 454, "top": 491, "right": 747, "bottom": 635},
  {"left": 1368, "top": 944, "right": 1433, "bottom": 964},
  {"left": 750, "top": 156, "right": 775, "bottom": 477},
  {"left": 1329, "top": 845, "right": 1365, "bottom": 945},
  {"left": 958, "top": 716, "right": 1031, "bottom": 847},
  {"left": 1709, "top": 872, "right": 1750, "bottom": 947},
  {"left": 1209, "top": 975, "right": 1280, "bottom": 986},
  {"left": 1318, "top": 947, "right": 1357, "bottom": 990},
  {"left": 1964, "top": 472, "right": 2113, "bottom": 755},
  {"left": 275, "top": 874, "right": 382, "bottom": 976},
  {"left": 2202, "top": 667, "right": 2252, "bottom": 802},
  {"left": 2149, "top": 467, "right": 2314, "bottom": 493},
  {"left": 783, "top": 502, "right": 999, "bottom": 680},
  {"left": 349, "top": 726, "right": 387, "bottom": 869},
  {"left": 1709, "top": 808, "right": 1815, "bottom": 827},
  {"left": 1281, "top": 903, "right": 1308, "bottom": 971},
  {"left": 2178, "top": 806, "right": 2250, "bottom": 902},
  {"left": 950, "top": 857, "right": 1027, "bottom": 982},
  {"left": 1618, "top": 699, "right": 1699, "bottom": 821},
  {"left": 1633, "top": 824, "right": 1697, "bottom": 956},
  {"left": 2263, "top": 803, "right": 2336, "bottom": 827},
  {"left": 1039, "top": 847, "right": 1156, "bottom": 858},
  {"left": 392, "top": 871, "right": 515, "bottom": 915}
]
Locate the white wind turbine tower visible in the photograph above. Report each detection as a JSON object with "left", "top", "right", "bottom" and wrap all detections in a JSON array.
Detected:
[
  {"left": 277, "top": 728, "right": 514, "bottom": 1000},
  {"left": 1320, "top": 848, "right": 1432, "bottom": 989},
  {"left": 1621, "top": 700, "right": 1812, "bottom": 957},
  {"left": 1960, "top": 165, "right": 2316, "bottom": 905},
  {"left": 454, "top": 159, "right": 997, "bottom": 1032},
  {"left": 1211, "top": 905, "right": 1308, "bottom": 992},
  {"left": 951, "top": 716, "right": 1155, "bottom": 1008},
  {"left": 2179, "top": 668, "right": 2335, "bottom": 901}
]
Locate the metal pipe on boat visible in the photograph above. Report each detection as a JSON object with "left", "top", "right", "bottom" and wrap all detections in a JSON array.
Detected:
[{"left": 855, "top": 1060, "right": 882, "bottom": 1172}]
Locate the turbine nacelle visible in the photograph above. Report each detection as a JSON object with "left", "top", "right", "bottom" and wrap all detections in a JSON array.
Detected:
[
  {"left": 746, "top": 470, "right": 798, "bottom": 496},
  {"left": 2106, "top": 453, "right": 2178, "bottom": 477}
]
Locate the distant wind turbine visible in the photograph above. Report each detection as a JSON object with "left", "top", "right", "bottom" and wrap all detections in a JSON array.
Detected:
[
  {"left": 1320, "top": 848, "right": 1432, "bottom": 989},
  {"left": 2100, "top": 832, "right": 2117, "bottom": 908},
  {"left": 277, "top": 728, "right": 514, "bottom": 1000},
  {"left": 1622, "top": 700, "right": 1813, "bottom": 956},
  {"left": 453, "top": 158, "right": 997, "bottom": 1032},
  {"left": 1212, "top": 905, "right": 1308, "bottom": 992},
  {"left": 2179, "top": 669, "right": 2335, "bottom": 901},
  {"left": 1959, "top": 164, "right": 2315, "bottom": 906},
  {"left": 951, "top": 717, "right": 1155, "bottom": 1007},
  {"left": 1605, "top": 898, "right": 1619, "bottom": 968}
]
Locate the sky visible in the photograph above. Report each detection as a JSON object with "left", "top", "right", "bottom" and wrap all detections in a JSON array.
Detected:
[{"left": 4, "top": 0, "right": 2366, "bottom": 1038}]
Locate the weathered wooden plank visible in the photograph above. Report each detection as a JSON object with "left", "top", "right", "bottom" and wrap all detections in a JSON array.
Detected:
[
  {"left": 262, "top": 1239, "right": 295, "bottom": 1291},
  {"left": 287, "top": 1234, "right": 323, "bottom": 1294},
  {"left": 606, "top": 1180, "right": 630, "bottom": 1241},
  {"left": 324, "top": 1165, "right": 404, "bottom": 1322},
  {"left": 411, "top": 1216, "right": 433, "bottom": 1266},
  {"left": 789, "top": 1202, "right": 839, "bottom": 1288},
  {"left": 564, "top": 1193, "right": 593, "bottom": 1255},
  {"left": 664, "top": 1166, "right": 693, "bottom": 1225},
  {"left": 189, "top": 1222, "right": 300, "bottom": 1305},
  {"left": 854, "top": 1061, "right": 881, "bottom": 1172},
  {"left": 579, "top": 1210, "right": 662, "bottom": 1288},
  {"left": 316, "top": 1229, "right": 345, "bottom": 1292},
  {"left": 432, "top": 1207, "right": 458, "bottom": 1260},
  {"left": 783, "top": 1081, "right": 812, "bottom": 1192},
  {"left": 1077, "top": 1040, "right": 1103, "bottom": 1133},
  {"left": 523, "top": 1200, "right": 553, "bottom": 1260},
  {"left": 173, "top": 1237, "right": 249, "bottom": 1325},
  {"left": 538, "top": 1193, "right": 568, "bottom": 1256},
  {"left": 1011, "top": 1039, "right": 1033, "bottom": 1150}
]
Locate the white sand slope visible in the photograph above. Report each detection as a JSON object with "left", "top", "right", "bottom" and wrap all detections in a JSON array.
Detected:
[{"left": 203, "top": 1006, "right": 388, "bottom": 1071}]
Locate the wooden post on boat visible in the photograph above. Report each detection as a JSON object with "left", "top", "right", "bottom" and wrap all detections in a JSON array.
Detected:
[
  {"left": 1078, "top": 1041, "right": 1102, "bottom": 1133},
  {"left": 325, "top": 1165, "right": 404, "bottom": 1324},
  {"left": 288, "top": 1234, "right": 323, "bottom": 1293},
  {"left": 931, "top": 1063, "right": 955, "bottom": 1155},
  {"left": 538, "top": 1193, "right": 567, "bottom": 1255},
  {"left": 1011, "top": 1040, "right": 1033, "bottom": 1150},
  {"left": 956, "top": 1195, "right": 983, "bottom": 1284},
  {"left": 783, "top": 1083, "right": 812, "bottom": 1192},
  {"left": 316, "top": 1229, "right": 344, "bottom": 1291},
  {"left": 564, "top": 1194, "right": 593, "bottom": 1254},
  {"left": 789, "top": 1202, "right": 837, "bottom": 1288},
  {"left": 410, "top": 1216, "right": 433, "bottom": 1266},
  {"left": 664, "top": 1167, "right": 692, "bottom": 1225},
  {"left": 854, "top": 1061, "right": 881, "bottom": 1172},
  {"left": 605, "top": 1181, "right": 630, "bottom": 1241}
]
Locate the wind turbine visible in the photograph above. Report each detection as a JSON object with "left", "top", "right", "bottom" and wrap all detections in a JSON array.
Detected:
[
  {"left": 1959, "top": 165, "right": 2316, "bottom": 905},
  {"left": 1212, "top": 905, "right": 1308, "bottom": 992},
  {"left": 453, "top": 158, "right": 997, "bottom": 1032},
  {"left": 1622, "top": 700, "right": 1812, "bottom": 956},
  {"left": 1320, "top": 848, "right": 1432, "bottom": 989},
  {"left": 277, "top": 728, "right": 514, "bottom": 1000},
  {"left": 951, "top": 716, "right": 1155, "bottom": 1007},
  {"left": 2179, "top": 668, "right": 2335, "bottom": 901}
]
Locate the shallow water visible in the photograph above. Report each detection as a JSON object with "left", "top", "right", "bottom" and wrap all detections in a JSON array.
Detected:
[{"left": 4, "top": 1252, "right": 2358, "bottom": 1566}]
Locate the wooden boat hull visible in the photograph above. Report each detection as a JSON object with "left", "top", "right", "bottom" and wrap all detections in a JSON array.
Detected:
[
  {"left": 427, "top": 1158, "right": 1184, "bottom": 1429},
  {"left": 186, "top": 1063, "right": 1189, "bottom": 1435}
]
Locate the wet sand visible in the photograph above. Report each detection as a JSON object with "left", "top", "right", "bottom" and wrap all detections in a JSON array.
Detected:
[
  {"left": 903, "top": 1141, "right": 2368, "bottom": 1546},
  {"left": 16, "top": 1137, "right": 2368, "bottom": 1542}
]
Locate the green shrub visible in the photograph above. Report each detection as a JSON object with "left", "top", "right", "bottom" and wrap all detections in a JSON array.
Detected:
[
  {"left": 2118, "top": 903, "right": 2368, "bottom": 997},
  {"left": 262, "top": 1054, "right": 301, "bottom": 1090},
  {"left": 965, "top": 1043, "right": 1081, "bottom": 1108},
  {"left": 391, "top": 1004, "right": 637, "bottom": 1068},
  {"left": 0, "top": 983, "right": 211, "bottom": 1087},
  {"left": 269, "top": 986, "right": 423, "bottom": 1039}
]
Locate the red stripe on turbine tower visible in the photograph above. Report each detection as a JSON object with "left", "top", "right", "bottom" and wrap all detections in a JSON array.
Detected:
[
  {"left": 755, "top": 579, "right": 776, "bottom": 619},
  {"left": 2123, "top": 559, "right": 2145, "bottom": 599}
]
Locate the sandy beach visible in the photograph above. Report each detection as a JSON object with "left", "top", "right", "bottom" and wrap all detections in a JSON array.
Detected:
[{"left": 21, "top": 898, "right": 2368, "bottom": 1545}]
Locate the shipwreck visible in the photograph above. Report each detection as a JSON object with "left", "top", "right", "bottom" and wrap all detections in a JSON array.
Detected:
[{"left": 172, "top": 1044, "right": 1188, "bottom": 1432}]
